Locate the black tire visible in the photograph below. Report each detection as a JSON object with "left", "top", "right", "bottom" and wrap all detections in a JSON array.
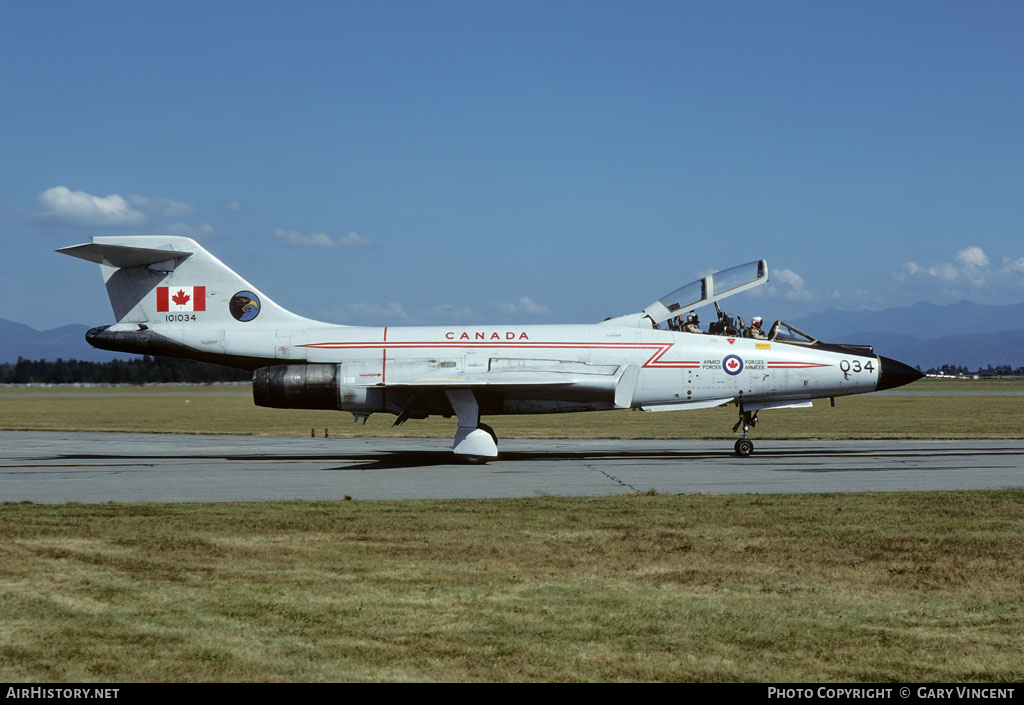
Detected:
[{"left": 735, "top": 439, "right": 754, "bottom": 457}]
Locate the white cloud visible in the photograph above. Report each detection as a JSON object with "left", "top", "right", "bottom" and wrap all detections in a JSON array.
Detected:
[
  {"left": 772, "top": 268, "right": 812, "bottom": 300},
  {"left": 889, "top": 246, "right": 1024, "bottom": 305},
  {"left": 274, "top": 229, "right": 373, "bottom": 248},
  {"left": 495, "top": 296, "right": 550, "bottom": 315},
  {"left": 520, "top": 297, "right": 550, "bottom": 314},
  {"left": 954, "top": 246, "right": 991, "bottom": 286},
  {"left": 38, "top": 186, "right": 146, "bottom": 226},
  {"left": 128, "top": 195, "right": 196, "bottom": 217},
  {"left": 902, "top": 246, "right": 991, "bottom": 285},
  {"left": 226, "top": 201, "right": 242, "bottom": 213},
  {"left": 337, "top": 231, "right": 372, "bottom": 247},
  {"left": 1001, "top": 257, "right": 1024, "bottom": 274},
  {"left": 753, "top": 267, "right": 813, "bottom": 301},
  {"left": 930, "top": 262, "right": 959, "bottom": 281},
  {"left": 955, "top": 246, "right": 989, "bottom": 269}
]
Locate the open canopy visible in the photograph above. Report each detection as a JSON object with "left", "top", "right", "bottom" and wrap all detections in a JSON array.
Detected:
[{"left": 637, "top": 259, "right": 768, "bottom": 327}]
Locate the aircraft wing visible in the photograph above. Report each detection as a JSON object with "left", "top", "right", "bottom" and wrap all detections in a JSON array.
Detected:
[
  {"left": 381, "top": 373, "right": 579, "bottom": 387},
  {"left": 350, "top": 364, "right": 642, "bottom": 411}
]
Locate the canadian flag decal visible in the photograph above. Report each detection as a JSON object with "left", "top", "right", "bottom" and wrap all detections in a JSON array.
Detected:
[{"left": 156, "top": 286, "right": 206, "bottom": 312}]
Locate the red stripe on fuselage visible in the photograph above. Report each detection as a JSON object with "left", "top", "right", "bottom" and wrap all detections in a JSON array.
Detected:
[
  {"left": 298, "top": 340, "right": 700, "bottom": 369},
  {"left": 766, "top": 362, "right": 831, "bottom": 369}
]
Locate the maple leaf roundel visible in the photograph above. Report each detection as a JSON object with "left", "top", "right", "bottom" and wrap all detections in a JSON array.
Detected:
[{"left": 722, "top": 355, "right": 744, "bottom": 376}]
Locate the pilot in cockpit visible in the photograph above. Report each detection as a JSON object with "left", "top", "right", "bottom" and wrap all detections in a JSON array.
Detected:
[
  {"left": 745, "top": 316, "right": 767, "bottom": 340},
  {"left": 680, "top": 311, "right": 703, "bottom": 334}
]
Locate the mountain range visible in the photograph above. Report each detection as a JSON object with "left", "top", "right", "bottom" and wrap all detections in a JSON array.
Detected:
[
  {"left": 790, "top": 300, "right": 1024, "bottom": 370},
  {"left": 3, "top": 299, "right": 1023, "bottom": 370},
  {"left": 0, "top": 319, "right": 125, "bottom": 364},
  {"left": 792, "top": 300, "right": 1024, "bottom": 342}
]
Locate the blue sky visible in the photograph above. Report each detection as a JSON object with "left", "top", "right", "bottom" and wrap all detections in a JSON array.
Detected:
[{"left": 3, "top": 1, "right": 1023, "bottom": 330}]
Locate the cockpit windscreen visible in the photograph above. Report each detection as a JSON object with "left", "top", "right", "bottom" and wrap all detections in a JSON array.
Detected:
[{"left": 770, "top": 322, "right": 817, "bottom": 344}]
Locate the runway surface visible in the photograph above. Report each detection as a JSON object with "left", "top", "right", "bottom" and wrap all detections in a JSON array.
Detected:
[{"left": 2, "top": 431, "right": 1022, "bottom": 503}]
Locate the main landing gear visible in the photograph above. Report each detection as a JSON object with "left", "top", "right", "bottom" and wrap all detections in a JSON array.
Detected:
[
  {"left": 732, "top": 407, "right": 758, "bottom": 457},
  {"left": 445, "top": 389, "right": 499, "bottom": 463}
]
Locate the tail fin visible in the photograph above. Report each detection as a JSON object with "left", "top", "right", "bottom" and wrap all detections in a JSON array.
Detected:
[{"left": 58, "top": 236, "right": 312, "bottom": 328}]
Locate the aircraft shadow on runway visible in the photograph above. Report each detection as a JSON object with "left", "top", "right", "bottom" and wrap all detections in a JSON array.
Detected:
[
  {"left": 323, "top": 447, "right": 1024, "bottom": 471},
  {"left": 47, "top": 444, "right": 1024, "bottom": 472}
]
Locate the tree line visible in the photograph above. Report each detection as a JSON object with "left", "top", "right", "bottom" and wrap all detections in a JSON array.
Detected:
[
  {"left": 0, "top": 357, "right": 252, "bottom": 384},
  {"left": 924, "top": 364, "right": 1024, "bottom": 377}
]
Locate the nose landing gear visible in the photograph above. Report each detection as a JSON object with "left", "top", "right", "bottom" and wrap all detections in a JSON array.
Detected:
[{"left": 732, "top": 407, "right": 758, "bottom": 457}]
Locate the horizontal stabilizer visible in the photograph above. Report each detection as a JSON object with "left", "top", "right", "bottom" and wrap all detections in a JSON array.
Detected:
[{"left": 57, "top": 242, "right": 192, "bottom": 270}]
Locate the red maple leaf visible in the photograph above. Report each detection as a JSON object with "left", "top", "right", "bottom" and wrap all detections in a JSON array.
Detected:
[{"left": 172, "top": 289, "right": 191, "bottom": 307}]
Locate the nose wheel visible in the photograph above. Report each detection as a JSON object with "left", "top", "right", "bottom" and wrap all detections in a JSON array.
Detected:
[{"left": 731, "top": 407, "right": 758, "bottom": 457}]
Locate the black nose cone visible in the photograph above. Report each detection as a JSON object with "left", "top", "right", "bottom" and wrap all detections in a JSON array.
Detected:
[{"left": 876, "top": 356, "right": 925, "bottom": 391}]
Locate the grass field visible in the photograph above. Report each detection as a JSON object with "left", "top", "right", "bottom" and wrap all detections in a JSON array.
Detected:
[
  {"left": 2, "top": 378, "right": 1023, "bottom": 439},
  {"left": 2, "top": 379, "right": 1022, "bottom": 682},
  {"left": 2, "top": 492, "right": 1022, "bottom": 682}
]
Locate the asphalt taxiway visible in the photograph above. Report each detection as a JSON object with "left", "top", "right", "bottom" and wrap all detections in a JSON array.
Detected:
[{"left": 1, "top": 431, "right": 1022, "bottom": 503}]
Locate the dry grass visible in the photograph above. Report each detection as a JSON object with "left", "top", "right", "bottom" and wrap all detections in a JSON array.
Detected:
[{"left": 1, "top": 492, "right": 1022, "bottom": 682}]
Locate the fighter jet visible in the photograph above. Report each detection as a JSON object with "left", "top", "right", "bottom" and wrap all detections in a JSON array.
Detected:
[{"left": 58, "top": 236, "right": 923, "bottom": 460}]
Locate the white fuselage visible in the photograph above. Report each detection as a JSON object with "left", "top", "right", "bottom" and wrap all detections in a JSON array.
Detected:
[{"left": 164, "top": 321, "right": 879, "bottom": 416}]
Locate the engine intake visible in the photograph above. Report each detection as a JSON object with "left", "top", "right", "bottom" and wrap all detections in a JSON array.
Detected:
[{"left": 253, "top": 364, "right": 339, "bottom": 409}]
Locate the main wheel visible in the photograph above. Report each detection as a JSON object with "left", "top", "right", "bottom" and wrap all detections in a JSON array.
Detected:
[
  {"left": 734, "top": 439, "right": 754, "bottom": 457},
  {"left": 478, "top": 422, "right": 498, "bottom": 446}
]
